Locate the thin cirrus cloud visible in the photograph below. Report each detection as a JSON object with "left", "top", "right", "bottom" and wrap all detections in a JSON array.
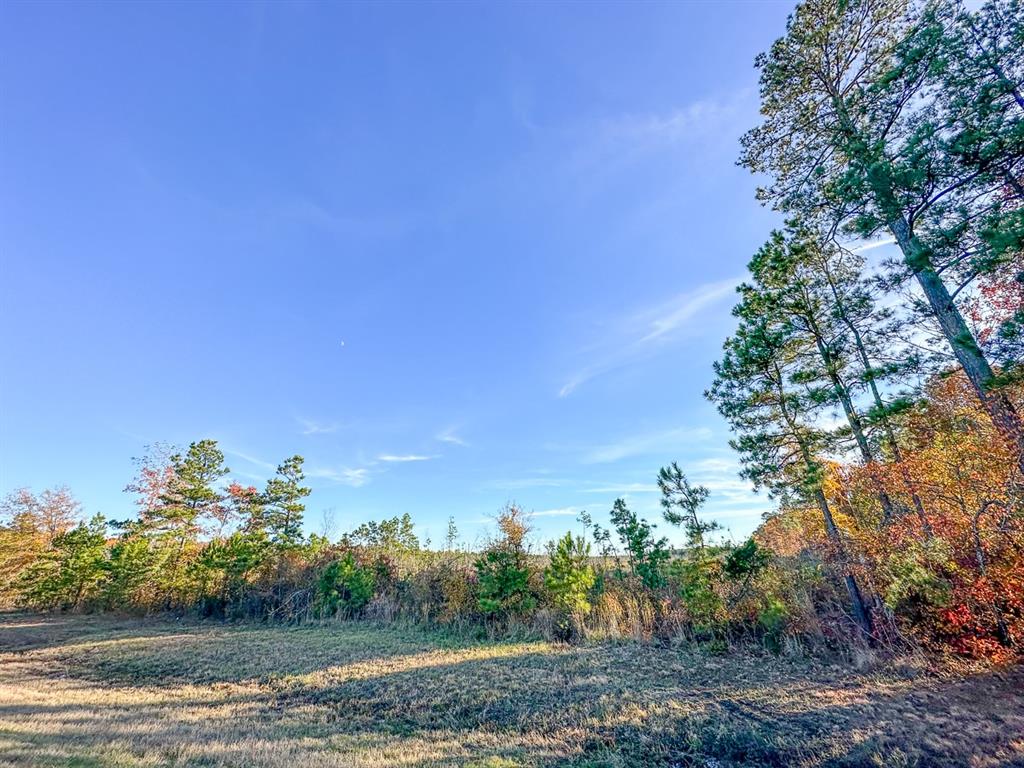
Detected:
[
  {"left": 637, "top": 279, "right": 740, "bottom": 344},
  {"left": 686, "top": 456, "right": 765, "bottom": 516},
  {"left": 297, "top": 418, "right": 340, "bottom": 436},
  {"left": 529, "top": 506, "right": 582, "bottom": 518},
  {"left": 488, "top": 476, "right": 566, "bottom": 491},
  {"left": 603, "top": 98, "right": 735, "bottom": 142},
  {"left": 377, "top": 454, "right": 437, "bottom": 463},
  {"left": 574, "top": 88, "right": 755, "bottom": 169},
  {"left": 225, "top": 447, "right": 370, "bottom": 487},
  {"left": 306, "top": 466, "right": 371, "bottom": 488},
  {"left": 435, "top": 427, "right": 468, "bottom": 447},
  {"left": 223, "top": 448, "right": 276, "bottom": 472},
  {"left": 581, "top": 426, "right": 714, "bottom": 464},
  {"left": 583, "top": 482, "right": 659, "bottom": 494},
  {"left": 579, "top": 459, "right": 758, "bottom": 499},
  {"left": 558, "top": 277, "right": 741, "bottom": 398}
]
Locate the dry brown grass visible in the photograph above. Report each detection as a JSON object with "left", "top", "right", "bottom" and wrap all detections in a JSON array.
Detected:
[{"left": 0, "top": 612, "right": 1021, "bottom": 767}]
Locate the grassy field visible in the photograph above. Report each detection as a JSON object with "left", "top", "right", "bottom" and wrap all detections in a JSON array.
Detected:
[{"left": 1, "top": 613, "right": 1022, "bottom": 768}]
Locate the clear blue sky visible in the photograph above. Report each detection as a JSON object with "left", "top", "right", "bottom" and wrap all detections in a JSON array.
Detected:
[{"left": 1, "top": 0, "right": 790, "bottom": 548}]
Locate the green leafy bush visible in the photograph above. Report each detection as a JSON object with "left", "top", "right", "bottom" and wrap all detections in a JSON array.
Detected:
[
  {"left": 758, "top": 597, "right": 789, "bottom": 653},
  {"left": 18, "top": 514, "right": 108, "bottom": 611},
  {"left": 474, "top": 505, "right": 536, "bottom": 618},
  {"left": 544, "top": 532, "right": 596, "bottom": 639},
  {"left": 476, "top": 549, "right": 535, "bottom": 616},
  {"left": 723, "top": 538, "right": 770, "bottom": 580},
  {"left": 100, "top": 526, "right": 154, "bottom": 611},
  {"left": 315, "top": 552, "right": 375, "bottom": 616},
  {"left": 670, "top": 558, "right": 724, "bottom": 632},
  {"left": 883, "top": 541, "right": 952, "bottom": 616},
  {"left": 193, "top": 529, "right": 271, "bottom": 615}
]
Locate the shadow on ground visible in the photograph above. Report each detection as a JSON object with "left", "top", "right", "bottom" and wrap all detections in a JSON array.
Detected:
[{"left": 1, "top": 612, "right": 1022, "bottom": 768}]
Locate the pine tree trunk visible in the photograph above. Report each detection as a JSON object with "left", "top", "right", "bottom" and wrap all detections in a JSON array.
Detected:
[
  {"left": 889, "top": 216, "right": 1024, "bottom": 476},
  {"left": 822, "top": 267, "right": 934, "bottom": 533},
  {"left": 773, "top": 355, "right": 876, "bottom": 639},
  {"left": 829, "top": 96, "right": 1024, "bottom": 475},
  {"left": 806, "top": 314, "right": 897, "bottom": 522},
  {"left": 814, "top": 487, "right": 873, "bottom": 638}
]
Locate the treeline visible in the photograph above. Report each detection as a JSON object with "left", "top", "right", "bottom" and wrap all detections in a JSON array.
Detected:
[
  {"left": 0, "top": 447, "right": 779, "bottom": 646},
  {"left": 710, "top": 0, "right": 1024, "bottom": 657},
  {"left": 1, "top": 0, "right": 1022, "bottom": 659},
  {"left": 1, "top": 366, "right": 1020, "bottom": 658}
]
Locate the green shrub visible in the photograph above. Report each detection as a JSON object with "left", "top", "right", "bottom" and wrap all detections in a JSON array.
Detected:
[
  {"left": 475, "top": 548, "right": 535, "bottom": 617},
  {"left": 315, "top": 552, "right": 375, "bottom": 616},
  {"left": 18, "top": 514, "right": 108, "bottom": 611},
  {"left": 723, "top": 538, "right": 770, "bottom": 580},
  {"left": 670, "top": 558, "right": 724, "bottom": 632},
  {"left": 882, "top": 541, "right": 952, "bottom": 620},
  {"left": 758, "top": 597, "right": 789, "bottom": 653},
  {"left": 544, "top": 533, "right": 596, "bottom": 637},
  {"left": 100, "top": 525, "right": 155, "bottom": 611},
  {"left": 193, "top": 529, "right": 271, "bottom": 615},
  {"left": 474, "top": 505, "right": 536, "bottom": 618}
]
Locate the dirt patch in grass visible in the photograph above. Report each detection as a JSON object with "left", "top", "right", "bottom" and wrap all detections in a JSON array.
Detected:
[{"left": 0, "top": 612, "right": 1021, "bottom": 767}]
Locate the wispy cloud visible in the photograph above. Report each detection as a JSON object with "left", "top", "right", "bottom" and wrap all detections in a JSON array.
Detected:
[
  {"left": 688, "top": 457, "right": 735, "bottom": 474},
  {"left": 597, "top": 92, "right": 752, "bottom": 148},
  {"left": 574, "top": 89, "right": 755, "bottom": 170},
  {"left": 581, "top": 426, "right": 713, "bottom": 464},
  {"left": 638, "top": 280, "right": 739, "bottom": 344},
  {"left": 297, "top": 418, "right": 339, "bottom": 436},
  {"left": 583, "top": 483, "right": 659, "bottom": 494},
  {"left": 278, "top": 198, "right": 415, "bottom": 242},
  {"left": 306, "top": 466, "right": 371, "bottom": 487},
  {"left": 377, "top": 454, "right": 436, "bottom": 463},
  {"left": 687, "top": 456, "right": 765, "bottom": 513},
  {"left": 529, "top": 506, "right": 582, "bottom": 518},
  {"left": 558, "top": 374, "right": 590, "bottom": 400},
  {"left": 435, "top": 427, "right": 468, "bottom": 447},
  {"left": 712, "top": 507, "right": 770, "bottom": 523},
  {"left": 558, "top": 278, "right": 741, "bottom": 397},
  {"left": 578, "top": 457, "right": 766, "bottom": 538},
  {"left": 223, "top": 449, "right": 276, "bottom": 471}
]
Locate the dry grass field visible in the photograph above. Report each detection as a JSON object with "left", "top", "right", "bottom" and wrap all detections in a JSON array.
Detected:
[{"left": 0, "top": 612, "right": 1022, "bottom": 768}]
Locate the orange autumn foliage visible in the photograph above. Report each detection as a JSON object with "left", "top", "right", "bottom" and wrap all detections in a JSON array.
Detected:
[
  {"left": 851, "top": 374, "right": 1022, "bottom": 658},
  {"left": 757, "top": 372, "right": 1024, "bottom": 660}
]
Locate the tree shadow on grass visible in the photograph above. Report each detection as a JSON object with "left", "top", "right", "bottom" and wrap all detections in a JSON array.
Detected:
[
  {"left": 4, "top": 659, "right": 1022, "bottom": 768},
  {"left": 4, "top": 613, "right": 1023, "bottom": 767},
  {"left": 0, "top": 611, "right": 169, "bottom": 652},
  {"left": 567, "top": 664, "right": 1024, "bottom": 768},
  {"left": 1, "top": 611, "right": 485, "bottom": 686}
]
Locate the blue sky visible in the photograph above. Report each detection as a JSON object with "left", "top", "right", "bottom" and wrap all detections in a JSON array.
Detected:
[{"left": 0, "top": 1, "right": 792, "bottom": 548}]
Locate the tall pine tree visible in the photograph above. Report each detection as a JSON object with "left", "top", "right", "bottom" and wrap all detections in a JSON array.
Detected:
[
  {"left": 262, "top": 455, "right": 310, "bottom": 549},
  {"left": 740, "top": 0, "right": 1024, "bottom": 472},
  {"left": 707, "top": 305, "right": 874, "bottom": 636}
]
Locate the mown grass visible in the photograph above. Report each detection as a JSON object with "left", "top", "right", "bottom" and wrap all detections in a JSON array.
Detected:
[{"left": 0, "top": 612, "right": 1021, "bottom": 767}]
